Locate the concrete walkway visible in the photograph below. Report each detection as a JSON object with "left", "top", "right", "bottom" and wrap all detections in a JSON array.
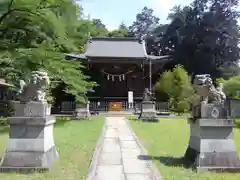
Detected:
[{"left": 87, "top": 117, "right": 162, "bottom": 180}]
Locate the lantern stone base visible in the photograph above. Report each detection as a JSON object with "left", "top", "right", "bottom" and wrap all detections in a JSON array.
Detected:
[
  {"left": 0, "top": 101, "right": 59, "bottom": 171},
  {"left": 184, "top": 118, "right": 240, "bottom": 172},
  {"left": 138, "top": 101, "right": 158, "bottom": 122},
  {"left": 0, "top": 146, "right": 58, "bottom": 171},
  {"left": 74, "top": 103, "right": 90, "bottom": 119}
]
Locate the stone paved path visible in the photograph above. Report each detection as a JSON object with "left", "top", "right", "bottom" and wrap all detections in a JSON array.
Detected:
[{"left": 87, "top": 116, "right": 162, "bottom": 180}]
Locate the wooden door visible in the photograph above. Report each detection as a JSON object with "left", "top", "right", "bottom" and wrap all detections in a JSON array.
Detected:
[{"left": 109, "top": 102, "right": 122, "bottom": 111}]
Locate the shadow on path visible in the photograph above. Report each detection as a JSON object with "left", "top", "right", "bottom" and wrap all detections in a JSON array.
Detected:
[{"left": 138, "top": 155, "right": 192, "bottom": 169}]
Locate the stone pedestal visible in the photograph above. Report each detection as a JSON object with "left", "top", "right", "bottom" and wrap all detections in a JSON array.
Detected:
[
  {"left": 184, "top": 103, "right": 240, "bottom": 172},
  {"left": 138, "top": 101, "right": 158, "bottom": 122},
  {"left": 191, "top": 103, "right": 228, "bottom": 119},
  {"left": 74, "top": 102, "right": 90, "bottom": 119},
  {"left": 0, "top": 101, "right": 59, "bottom": 171}
]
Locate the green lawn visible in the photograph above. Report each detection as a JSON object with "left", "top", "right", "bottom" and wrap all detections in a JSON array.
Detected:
[
  {"left": 0, "top": 116, "right": 105, "bottom": 180},
  {"left": 131, "top": 118, "right": 240, "bottom": 180}
]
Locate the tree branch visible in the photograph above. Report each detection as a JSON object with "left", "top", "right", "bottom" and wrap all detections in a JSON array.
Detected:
[
  {"left": 0, "top": 0, "right": 57, "bottom": 24},
  {"left": 0, "top": 0, "right": 15, "bottom": 23}
]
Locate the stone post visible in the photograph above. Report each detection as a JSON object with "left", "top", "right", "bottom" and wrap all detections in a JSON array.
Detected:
[{"left": 0, "top": 101, "right": 59, "bottom": 170}]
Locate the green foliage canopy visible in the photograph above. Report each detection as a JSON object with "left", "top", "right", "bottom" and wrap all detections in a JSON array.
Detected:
[
  {"left": 219, "top": 76, "right": 240, "bottom": 99},
  {"left": 0, "top": 0, "right": 96, "bottom": 103},
  {"left": 159, "top": 0, "right": 240, "bottom": 76},
  {"left": 155, "top": 65, "right": 197, "bottom": 113}
]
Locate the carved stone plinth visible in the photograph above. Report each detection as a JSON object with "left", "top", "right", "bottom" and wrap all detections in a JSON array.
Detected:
[
  {"left": 192, "top": 103, "right": 228, "bottom": 119},
  {"left": 74, "top": 103, "right": 90, "bottom": 119},
  {"left": 0, "top": 101, "right": 59, "bottom": 171},
  {"left": 185, "top": 104, "right": 240, "bottom": 172},
  {"left": 138, "top": 101, "right": 158, "bottom": 122}
]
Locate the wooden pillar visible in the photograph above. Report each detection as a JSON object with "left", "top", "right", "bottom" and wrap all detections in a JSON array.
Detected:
[
  {"left": 149, "top": 58, "right": 152, "bottom": 92},
  {"left": 128, "top": 71, "right": 132, "bottom": 92},
  {"left": 142, "top": 59, "right": 145, "bottom": 92},
  {"left": 100, "top": 68, "right": 105, "bottom": 101}
]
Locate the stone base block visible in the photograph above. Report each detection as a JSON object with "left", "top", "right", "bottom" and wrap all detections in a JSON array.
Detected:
[
  {"left": 14, "top": 101, "right": 51, "bottom": 117},
  {"left": 0, "top": 108, "right": 58, "bottom": 171},
  {"left": 8, "top": 116, "right": 55, "bottom": 126},
  {"left": 192, "top": 103, "right": 228, "bottom": 119},
  {"left": 138, "top": 112, "right": 158, "bottom": 122},
  {"left": 0, "top": 146, "right": 59, "bottom": 171},
  {"left": 184, "top": 147, "right": 240, "bottom": 172},
  {"left": 141, "top": 101, "right": 156, "bottom": 110},
  {"left": 184, "top": 118, "right": 240, "bottom": 172},
  {"left": 138, "top": 101, "right": 158, "bottom": 122},
  {"left": 74, "top": 108, "right": 90, "bottom": 119}
]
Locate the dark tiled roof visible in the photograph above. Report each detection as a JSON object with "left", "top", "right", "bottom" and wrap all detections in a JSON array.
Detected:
[
  {"left": 85, "top": 37, "right": 147, "bottom": 59},
  {"left": 147, "top": 55, "right": 171, "bottom": 62},
  {"left": 65, "top": 37, "right": 172, "bottom": 62}
]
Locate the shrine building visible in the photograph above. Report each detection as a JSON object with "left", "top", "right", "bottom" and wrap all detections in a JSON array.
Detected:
[{"left": 66, "top": 37, "right": 170, "bottom": 106}]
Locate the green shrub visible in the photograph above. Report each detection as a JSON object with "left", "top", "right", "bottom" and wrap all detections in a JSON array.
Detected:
[
  {"left": 221, "top": 76, "right": 240, "bottom": 99},
  {"left": 0, "top": 100, "right": 14, "bottom": 117},
  {"left": 216, "top": 77, "right": 227, "bottom": 85},
  {"left": 155, "top": 65, "right": 196, "bottom": 113}
]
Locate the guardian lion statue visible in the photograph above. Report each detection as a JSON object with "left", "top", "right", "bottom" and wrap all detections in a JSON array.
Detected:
[
  {"left": 18, "top": 71, "right": 50, "bottom": 102},
  {"left": 193, "top": 74, "right": 226, "bottom": 104}
]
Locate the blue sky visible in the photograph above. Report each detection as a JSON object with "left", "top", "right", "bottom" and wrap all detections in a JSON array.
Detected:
[{"left": 78, "top": 0, "right": 193, "bottom": 30}]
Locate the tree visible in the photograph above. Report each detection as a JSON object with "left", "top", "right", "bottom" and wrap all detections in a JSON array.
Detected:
[
  {"left": 90, "top": 19, "right": 108, "bottom": 37},
  {"left": 108, "top": 23, "right": 128, "bottom": 37},
  {"left": 158, "top": 0, "right": 240, "bottom": 77},
  {"left": 0, "top": 0, "right": 97, "bottom": 103},
  {"left": 128, "top": 6, "right": 162, "bottom": 56},
  {"left": 221, "top": 76, "right": 240, "bottom": 99},
  {"left": 108, "top": 29, "right": 128, "bottom": 37},
  {"left": 217, "top": 62, "right": 240, "bottom": 80},
  {"left": 143, "top": 24, "right": 170, "bottom": 55},
  {"left": 128, "top": 6, "right": 159, "bottom": 38},
  {"left": 155, "top": 65, "right": 196, "bottom": 114},
  {"left": 119, "top": 22, "right": 128, "bottom": 30}
]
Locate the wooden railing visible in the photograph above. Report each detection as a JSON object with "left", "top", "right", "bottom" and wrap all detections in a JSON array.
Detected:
[
  {"left": 50, "top": 100, "right": 169, "bottom": 114},
  {"left": 1, "top": 98, "right": 238, "bottom": 117}
]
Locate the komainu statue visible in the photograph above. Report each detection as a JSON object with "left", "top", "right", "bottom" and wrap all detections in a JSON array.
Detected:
[
  {"left": 18, "top": 71, "right": 50, "bottom": 102},
  {"left": 193, "top": 74, "right": 226, "bottom": 104},
  {"left": 184, "top": 75, "right": 240, "bottom": 172}
]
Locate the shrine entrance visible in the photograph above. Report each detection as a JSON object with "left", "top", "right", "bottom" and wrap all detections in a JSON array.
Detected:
[{"left": 109, "top": 102, "right": 122, "bottom": 111}]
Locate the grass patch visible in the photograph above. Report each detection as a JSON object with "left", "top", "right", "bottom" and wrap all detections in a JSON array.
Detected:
[
  {"left": 0, "top": 117, "right": 7, "bottom": 126},
  {"left": 0, "top": 116, "right": 105, "bottom": 180},
  {"left": 131, "top": 118, "right": 240, "bottom": 180},
  {"left": 235, "top": 118, "right": 240, "bottom": 128}
]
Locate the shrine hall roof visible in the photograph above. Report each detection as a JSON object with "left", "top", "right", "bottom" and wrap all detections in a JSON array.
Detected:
[{"left": 66, "top": 37, "right": 170, "bottom": 61}]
